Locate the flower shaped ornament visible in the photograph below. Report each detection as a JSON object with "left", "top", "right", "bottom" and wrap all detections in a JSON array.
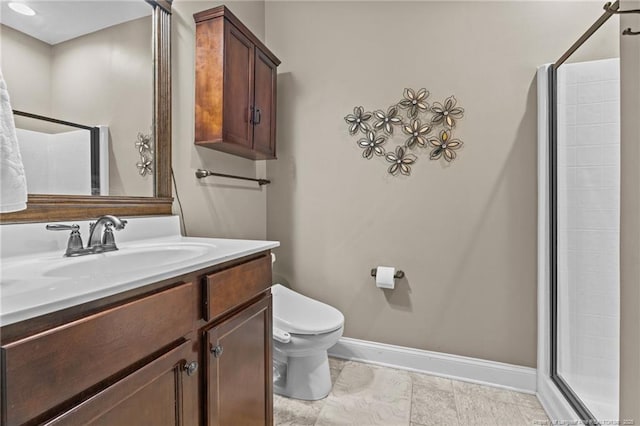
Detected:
[
  {"left": 358, "top": 131, "right": 386, "bottom": 159},
  {"left": 373, "top": 106, "right": 402, "bottom": 135},
  {"left": 385, "top": 146, "right": 417, "bottom": 176},
  {"left": 398, "top": 88, "right": 429, "bottom": 118},
  {"left": 344, "top": 88, "right": 465, "bottom": 175},
  {"left": 402, "top": 119, "right": 432, "bottom": 149},
  {"left": 344, "top": 106, "right": 372, "bottom": 135},
  {"left": 429, "top": 129, "right": 463, "bottom": 162},
  {"left": 431, "top": 96, "right": 464, "bottom": 128},
  {"left": 135, "top": 132, "right": 152, "bottom": 154},
  {"left": 136, "top": 157, "right": 153, "bottom": 176}
]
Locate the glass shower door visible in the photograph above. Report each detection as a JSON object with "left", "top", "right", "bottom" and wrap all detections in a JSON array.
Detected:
[{"left": 553, "top": 58, "right": 620, "bottom": 422}]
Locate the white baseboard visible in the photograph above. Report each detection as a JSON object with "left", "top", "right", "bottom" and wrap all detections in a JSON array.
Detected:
[{"left": 328, "top": 337, "right": 537, "bottom": 394}]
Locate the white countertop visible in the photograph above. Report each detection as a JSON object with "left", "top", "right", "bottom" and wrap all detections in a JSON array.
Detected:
[{"left": 0, "top": 216, "right": 279, "bottom": 326}]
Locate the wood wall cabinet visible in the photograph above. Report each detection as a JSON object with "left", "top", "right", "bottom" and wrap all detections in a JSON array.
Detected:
[
  {"left": 194, "top": 6, "right": 280, "bottom": 160},
  {"left": 0, "top": 252, "right": 274, "bottom": 426}
]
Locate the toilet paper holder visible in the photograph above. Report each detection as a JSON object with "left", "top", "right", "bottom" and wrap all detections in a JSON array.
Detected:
[{"left": 370, "top": 268, "right": 405, "bottom": 279}]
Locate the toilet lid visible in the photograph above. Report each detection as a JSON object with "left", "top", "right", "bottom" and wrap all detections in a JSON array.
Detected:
[{"left": 272, "top": 284, "right": 344, "bottom": 335}]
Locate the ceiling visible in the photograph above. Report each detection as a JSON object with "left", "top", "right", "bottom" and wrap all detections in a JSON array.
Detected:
[{"left": 0, "top": 1, "right": 151, "bottom": 45}]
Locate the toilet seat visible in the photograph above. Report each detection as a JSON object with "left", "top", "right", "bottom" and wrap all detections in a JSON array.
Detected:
[{"left": 272, "top": 284, "right": 344, "bottom": 335}]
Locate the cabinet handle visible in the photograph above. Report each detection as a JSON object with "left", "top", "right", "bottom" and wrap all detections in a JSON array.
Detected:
[
  {"left": 249, "top": 106, "right": 255, "bottom": 124},
  {"left": 254, "top": 108, "right": 262, "bottom": 125},
  {"left": 184, "top": 361, "right": 198, "bottom": 376},
  {"left": 211, "top": 344, "right": 224, "bottom": 358}
]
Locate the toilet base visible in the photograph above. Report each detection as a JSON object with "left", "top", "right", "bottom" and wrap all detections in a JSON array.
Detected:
[{"left": 274, "top": 351, "right": 332, "bottom": 401}]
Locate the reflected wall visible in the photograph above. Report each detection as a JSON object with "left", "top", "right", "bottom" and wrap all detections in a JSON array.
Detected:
[{"left": 1, "top": 14, "right": 152, "bottom": 197}]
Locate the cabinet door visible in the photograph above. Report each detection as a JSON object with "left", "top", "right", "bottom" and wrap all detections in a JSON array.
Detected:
[
  {"left": 205, "top": 294, "right": 273, "bottom": 426},
  {"left": 223, "top": 22, "right": 255, "bottom": 149},
  {"left": 252, "top": 48, "right": 278, "bottom": 158},
  {"left": 2, "top": 282, "right": 194, "bottom": 426},
  {"left": 45, "top": 340, "right": 199, "bottom": 426}
]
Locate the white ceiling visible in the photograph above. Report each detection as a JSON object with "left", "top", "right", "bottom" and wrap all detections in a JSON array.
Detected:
[{"left": 0, "top": 1, "right": 152, "bottom": 45}]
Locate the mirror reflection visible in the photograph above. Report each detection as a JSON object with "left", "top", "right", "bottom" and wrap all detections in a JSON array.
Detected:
[{"left": 0, "top": 1, "right": 154, "bottom": 197}]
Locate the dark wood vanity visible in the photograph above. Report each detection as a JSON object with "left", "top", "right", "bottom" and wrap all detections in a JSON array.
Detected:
[
  {"left": 0, "top": 251, "right": 273, "bottom": 426},
  {"left": 1, "top": 2, "right": 278, "bottom": 424}
]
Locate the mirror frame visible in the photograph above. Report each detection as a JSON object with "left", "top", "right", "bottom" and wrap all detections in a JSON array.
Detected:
[{"left": 0, "top": 0, "right": 173, "bottom": 223}]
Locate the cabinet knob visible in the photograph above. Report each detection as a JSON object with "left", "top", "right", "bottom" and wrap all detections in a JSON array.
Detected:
[
  {"left": 211, "top": 344, "right": 224, "bottom": 358},
  {"left": 184, "top": 361, "right": 198, "bottom": 376}
]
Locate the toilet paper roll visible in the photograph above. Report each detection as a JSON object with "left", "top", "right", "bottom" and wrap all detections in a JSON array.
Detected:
[{"left": 375, "top": 266, "right": 396, "bottom": 289}]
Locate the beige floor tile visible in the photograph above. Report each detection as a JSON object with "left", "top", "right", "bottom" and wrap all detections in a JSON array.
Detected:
[
  {"left": 518, "top": 404, "right": 551, "bottom": 425},
  {"left": 274, "top": 360, "right": 547, "bottom": 426},
  {"left": 331, "top": 362, "right": 412, "bottom": 404},
  {"left": 411, "top": 381, "right": 459, "bottom": 426},
  {"left": 490, "top": 400, "right": 529, "bottom": 426},
  {"left": 273, "top": 394, "right": 325, "bottom": 426},
  {"left": 511, "top": 392, "right": 543, "bottom": 409},
  {"left": 411, "top": 372, "right": 454, "bottom": 393},
  {"left": 329, "top": 357, "right": 347, "bottom": 385},
  {"left": 315, "top": 396, "right": 410, "bottom": 426},
  {"left": 315, "top": 362, "right": 412, "bottom": 426},
  {"left": 452, "top": 380, "right": 518, "bottom": 404},
  {"left": 454, "top": 391, "right": 497, "bottom": 426},
  {"left": 329, "top": 357, "right": 347, "bottom": 371}
]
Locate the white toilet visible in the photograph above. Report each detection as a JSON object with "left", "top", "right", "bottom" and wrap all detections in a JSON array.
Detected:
[{"left": 271, "top": 283, "right": 344, "bottom": 400}]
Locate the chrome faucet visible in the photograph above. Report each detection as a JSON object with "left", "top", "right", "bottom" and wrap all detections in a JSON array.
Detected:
[
  {"left": 87, "top": 215, "right": 127, "bottom": 249},
  {"left": 46, "top": 215, "right": 127, "bottom": 257}
]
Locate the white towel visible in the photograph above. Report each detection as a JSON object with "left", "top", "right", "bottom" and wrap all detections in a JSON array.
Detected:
[{"left": 0, "top": 68, "right": 27, "bottom": 213}]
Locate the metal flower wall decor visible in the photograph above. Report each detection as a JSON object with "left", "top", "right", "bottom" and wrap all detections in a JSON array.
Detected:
[
  {"left": 344, "top": 88, "right": 465, "bottom": 176},
  {"left": 135, "top": 132, "right": 153, "bottom": 177}
]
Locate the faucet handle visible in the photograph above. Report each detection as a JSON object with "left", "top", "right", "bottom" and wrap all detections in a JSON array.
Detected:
[
  {"left": 46, "top": 223, "right": 84, "bottom": 256},
  {"left": 46, "top": 224, "right": 80, "bottom": 232},
  {"left": 102, "top": 223, "right": 116, "bottom": 247}
]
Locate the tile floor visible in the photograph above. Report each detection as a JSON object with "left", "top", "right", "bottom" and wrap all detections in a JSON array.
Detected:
[{"left": 274, "top": 358, "right": 550, "bottom": 426}]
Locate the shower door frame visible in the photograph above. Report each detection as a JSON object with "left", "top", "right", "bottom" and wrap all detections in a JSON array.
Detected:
[
  {"left": 547, "top": 65, "right": 599, "bottom": 424},
  {"left": 546, "top": 3, "right": 623, "bottom": 422}
]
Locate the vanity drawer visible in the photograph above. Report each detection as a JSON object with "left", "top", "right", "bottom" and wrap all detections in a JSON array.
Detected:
[
  {"left": 1, "top": 282, "right": 194, "bottom": 426},
  {"left": 204, "top": 254, "right": 271, "bottom": 320}
]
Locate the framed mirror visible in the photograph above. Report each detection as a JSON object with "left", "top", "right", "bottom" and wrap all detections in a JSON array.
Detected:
[{"left": 0, "top": 0, "right": 172, "bottom": 223}]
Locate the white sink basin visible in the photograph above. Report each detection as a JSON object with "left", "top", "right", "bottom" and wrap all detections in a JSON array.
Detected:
[
  {"left": 43, "top": 243, "right": 211, "bottom": 278},
  {"left": 0, "top": 231, "right": 279, "bottom": 327}
]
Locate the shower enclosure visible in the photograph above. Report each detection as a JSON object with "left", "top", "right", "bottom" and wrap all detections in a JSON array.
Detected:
[{"left": 537, "top": 1, "right": 633, "bottom": 423}]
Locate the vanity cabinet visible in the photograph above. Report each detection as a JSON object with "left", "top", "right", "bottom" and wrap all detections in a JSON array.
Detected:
[
  {"left": 1, "top": 282, "right": 196, "bottom": 426},
  {"left": 194, "top": 5, "right": 280, "bottom": 160},
  {"left": 202, "top": 253, "right": 273, "bottom": 426},
  {"left": 205, "top": 296, "right": 272, "bottom": 426},
  {"left": 45, "top": 340, "right": 199, "bottom": 426},
  {"left": 0, "top": 252, "right": 274, "bottom": 426}
]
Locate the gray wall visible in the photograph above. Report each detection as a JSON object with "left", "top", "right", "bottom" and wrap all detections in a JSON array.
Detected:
[
  {"left": 264, "top": 1, "right": 619, "bottom": 368},
  {"left": 50, "top": 17, "right": 153, "bottom": 197},
  {"left": 1, "top": 25, "right": 51, "bottom": 117},
  {"left": 171, "top": 0, "right": 268, "bottom": 239}
]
